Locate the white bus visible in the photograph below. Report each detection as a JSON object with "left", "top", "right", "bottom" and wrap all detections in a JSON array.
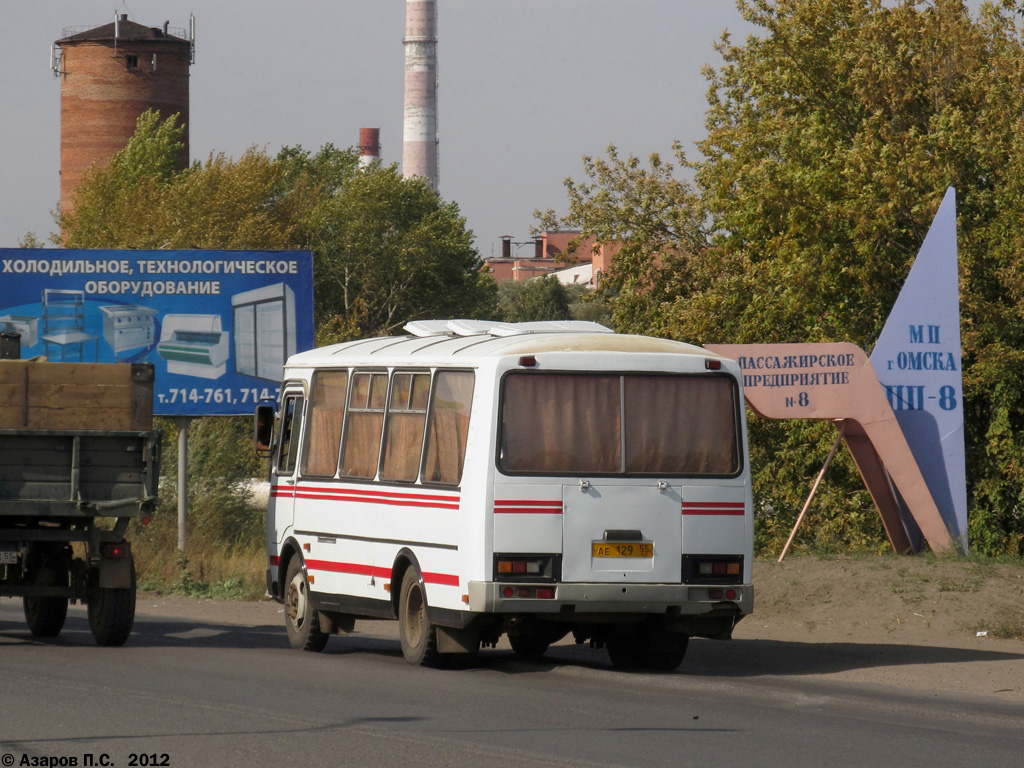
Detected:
[{"left": 255, "top": 320, "right": 753, "bottom": 670}]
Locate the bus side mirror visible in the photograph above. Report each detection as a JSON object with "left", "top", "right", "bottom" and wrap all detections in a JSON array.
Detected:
[{"left": 254, "top": 403, "right": 276, "bottom": 458}]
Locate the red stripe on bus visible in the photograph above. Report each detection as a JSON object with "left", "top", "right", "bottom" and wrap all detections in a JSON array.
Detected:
[
  {"left": 269, "top": 555, "right": 281, "bottom": 566},
  {"left": 305, "top": 559, "right": 392, "bottom": 579},
  {"left": 494, "top": 506, "right": 563, "bottom": 515},
  {"left": 681, "top": 502, "right": 746, "bottom": 516},
  {"left": 494, "top": 500, "right": 561, "bottom": 506},
  {"left": 423, "top": 571, "right": 460, "bottom": 587},
  {"left": 494, "top": 500, "right": 563, "bottom": 514},
  {"left": 271, "top": 485, "right": 460, "bottom": 510},
  {"left": 300, "top": 485, "right": 460, "bottom": 504},
  {"left": 293, "top": 491, "right": 459, "bottom": 510},
  {"left": 305, "top": 559, "right": 458, "bottom": 587}
]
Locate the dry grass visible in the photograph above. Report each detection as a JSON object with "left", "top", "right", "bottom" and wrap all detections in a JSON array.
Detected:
[{"left": 131, "top": 520, "right": 267, "bottom": 600}]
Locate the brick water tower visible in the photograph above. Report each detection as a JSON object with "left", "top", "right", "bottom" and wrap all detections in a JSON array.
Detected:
[{"left": 54, "top": 14, "right": 194, "bottom": 218}]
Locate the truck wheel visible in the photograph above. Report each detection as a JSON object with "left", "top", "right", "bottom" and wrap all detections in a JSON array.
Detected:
[
  {"left": 23, "top": 574, "right": 69, "bottom": 639},
  {"left": 87, "top": 558, "right": 137, "bottom": 647},
  {"left": 284, "top": 557, "right": 328, "bottom": 652},
  {"left": 398, "top": 567, "right": 440, "bottom": 666}
]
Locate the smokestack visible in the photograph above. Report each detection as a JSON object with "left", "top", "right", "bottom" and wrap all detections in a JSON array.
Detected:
[
  {"left": 359, "top": 127, "right": 380, "bottom": 167},
  {"left": 402, "top": 0, "right": 438, "bottom": 189}
]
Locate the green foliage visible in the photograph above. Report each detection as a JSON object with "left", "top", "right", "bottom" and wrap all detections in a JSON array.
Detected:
[
  {"left": 58, "top": 113, "right": 498, "bottom": 583},
  {"left": 545, "top": 0, "right": 1024, "bottom": 555},
  {"left": 497, "top": 277, "right": 572, "bottom": 322},
  {"left": 287, "top": 150, "right": 495, "bottom": 341}
]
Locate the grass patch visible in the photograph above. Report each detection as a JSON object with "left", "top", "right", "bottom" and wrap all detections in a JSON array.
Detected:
[
  {"left": 972, "top": 611, "right": 1024, "bottom": 640},
  {"left": 129, "top": 507, "right": 267, "bottom": 601}
]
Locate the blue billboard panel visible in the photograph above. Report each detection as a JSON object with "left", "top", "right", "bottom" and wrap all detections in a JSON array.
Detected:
[{"left": 0, "top": 249, "right": 314, "bottom": 416}]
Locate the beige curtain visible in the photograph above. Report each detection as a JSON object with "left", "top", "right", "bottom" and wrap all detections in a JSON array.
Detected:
[
  {"left": 501, "top": 374, "right": 620, "bottom": 473},
  {"left": 302, "top": 371, "right": 348, "bottom": 477},
  {"left": 624, "top": 376, "right": 738, "bottom": 474},
  {"left": 340, "top": 412, "right": 384, "bottom": 479},
  {"left": 423, "top": 371, "right": 475, "bottom": 484}
]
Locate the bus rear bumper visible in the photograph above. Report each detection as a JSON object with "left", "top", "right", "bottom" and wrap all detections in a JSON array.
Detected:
[{"left": 467, "top": 581, "right": 753, "bottom": 616}]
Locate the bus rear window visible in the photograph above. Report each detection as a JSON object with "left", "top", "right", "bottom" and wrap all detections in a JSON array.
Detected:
[{"left": 499, "top": 372, "right": 739, "bottom": 476}]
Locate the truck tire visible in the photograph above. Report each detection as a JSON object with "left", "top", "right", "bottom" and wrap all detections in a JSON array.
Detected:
[
  {"left": 87, "top": 557, "right": 137, "bottom": 647},
  {"left": 23, "top": 577, "right": 69, "bottom": 638},
  {"left": 283, "top": 557, "right": 328, "bottom": 652},
  {"left": 398, "top": 566, "right": 440, "bottom": 666},
  {"left": 22, "top": 544, "right": 70, "bottom": 638}
]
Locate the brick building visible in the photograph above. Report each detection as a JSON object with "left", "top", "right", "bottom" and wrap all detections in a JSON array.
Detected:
[
  {"left": 56, "top": 15, "right": 192, "bottom": 218},
  {"left": 483, "top": 231, "right": 621, "bottom": 288}
]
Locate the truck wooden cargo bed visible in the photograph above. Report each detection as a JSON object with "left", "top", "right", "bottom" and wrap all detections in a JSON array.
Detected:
[{"left": 0, "top": 360, "right": 161, "bottom": 646}]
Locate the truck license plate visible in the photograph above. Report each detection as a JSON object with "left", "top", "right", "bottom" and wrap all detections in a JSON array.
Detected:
[
  {"left": 592, "top": 542, "right": 653, "bottom": 558},
  {"left": 0, "top": 550, "right": 17, "bottom": 565}
]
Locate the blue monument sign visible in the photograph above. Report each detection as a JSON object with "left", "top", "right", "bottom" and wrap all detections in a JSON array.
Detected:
[
  {"left": 0, "top": 249, "right": 314, "bottom": 416},
  {"left": 869, "top": 188, "right": 967, "bottom": 548}
]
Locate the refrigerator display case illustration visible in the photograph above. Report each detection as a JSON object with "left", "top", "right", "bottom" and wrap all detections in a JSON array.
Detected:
[
  {"left": 99, "top": 304, "right": 157, "bottom": 359},
  {"left": 156, "top": 314, "right": 229, "bottom": 379},
  {"left": 231, "top": 283, "right": 296, "bottom": 382}
]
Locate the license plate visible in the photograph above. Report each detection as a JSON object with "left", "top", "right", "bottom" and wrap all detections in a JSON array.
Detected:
[
  {"left": 592, "top": 541, "right": 653, "bottom": 558},
  {"left": 0, "top": 550, "right": 17, "bottom": 565}
]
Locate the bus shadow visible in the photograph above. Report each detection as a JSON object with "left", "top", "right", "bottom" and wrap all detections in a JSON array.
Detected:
[{"left": 491, "top": 636, "right": 1024, "bottom": 679}]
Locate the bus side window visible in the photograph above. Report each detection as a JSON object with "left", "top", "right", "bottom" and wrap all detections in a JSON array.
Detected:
[
  {"left": 340, "top": 371, "right": 388, "bottom": 479},
  {"left": 422, "top": 371, "right": 475, "bottom": 485},
  {"left": 380, "top": 371, "right": 431, "bottom": 482},
  {"left": 277, "top": 395, "right": 304, "bottom": 475},
  {"left": 302, "top": 370, "right": 349, "bottom": 477}
]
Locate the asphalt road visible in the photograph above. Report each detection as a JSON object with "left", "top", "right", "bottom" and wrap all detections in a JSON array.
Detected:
[{"left": 1, "top": 598, "right": 1021, "bottom": 768}]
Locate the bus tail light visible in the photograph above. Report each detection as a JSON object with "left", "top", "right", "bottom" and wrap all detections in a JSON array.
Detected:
[
  {"left": 501, "top": 586, "right": 556, "bottom": 600},
  {"left": 698, "top": 560, "right": 741, "bottom": 577},
  {"left": 682, "top": 555, "right": 744, "bottom": 584},
  {"left": 494, "top": 554, "right": 558, "bottom": 581}
]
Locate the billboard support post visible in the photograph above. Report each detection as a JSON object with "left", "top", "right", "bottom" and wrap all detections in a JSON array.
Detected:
[{"left": 176, "top": 416, "right": 190, "bottom": 552}]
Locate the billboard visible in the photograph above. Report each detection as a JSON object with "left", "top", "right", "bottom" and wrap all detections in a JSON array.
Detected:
[{"left": 0, "top": 249, "right": 314, "bottom": 416}]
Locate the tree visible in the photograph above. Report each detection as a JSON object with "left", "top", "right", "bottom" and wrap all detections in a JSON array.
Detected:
[
  {"left": 544, "top": 1, "right": 1024, "bottom": 554},
  {"left": 497, "top": 277, "right": 572, "bottom": 322},
  {"left": 58, "top": 112, "right": 499, "bottom": 564},
  {"left": 285, "top": 148, "right": 495, "bottom": 341},
  {"left": 59, "top": 113, "right": 496, "bottom": 339},
  {"left": 534, "top": 145, "right": 708, "bottom": 336}
]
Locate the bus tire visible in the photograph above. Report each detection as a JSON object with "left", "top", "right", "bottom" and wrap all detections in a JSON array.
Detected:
[
  {"left": 284, "top": 558, "right": 328, "bottom": 652},
  {"left": 607, "top": 626, "right": 688, "bottom": 672},
  {"left": 398, "top": 567, "right": 440, "bottom": 666},
  {"left": 87, "top": 558, "right": 136, "bottom": 647}
]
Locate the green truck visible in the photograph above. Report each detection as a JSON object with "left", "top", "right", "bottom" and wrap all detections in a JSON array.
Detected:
[{"left": 0, "top": 356, "right": 161, "bottom": 645}]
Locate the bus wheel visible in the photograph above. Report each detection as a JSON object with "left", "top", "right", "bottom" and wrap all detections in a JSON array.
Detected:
[
  {"left": 607, "top": 627, "right": 688, "bottom": 672},
  {"left": 284, "top": 558, "right": 328, "bottom": 652},
  {"left": 399, "top": 567, "right": 439, "bottom": 666}
]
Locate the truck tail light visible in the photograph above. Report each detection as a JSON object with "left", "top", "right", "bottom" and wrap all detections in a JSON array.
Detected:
[{"left": 102, "top": 543, "right": 128, "bottom": 559}]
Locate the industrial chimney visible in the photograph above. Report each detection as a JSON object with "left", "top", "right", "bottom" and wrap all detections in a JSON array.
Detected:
[
  {"left": 359, "top": 127, "right": 380, "bottom": 167},
  {"left": 402, "top": 0, "right": 438, "bottom": 189}
]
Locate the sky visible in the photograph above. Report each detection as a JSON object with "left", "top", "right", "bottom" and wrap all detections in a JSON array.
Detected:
[{"left": 0, "top": 1, "right": 756, "bottom": 258}]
